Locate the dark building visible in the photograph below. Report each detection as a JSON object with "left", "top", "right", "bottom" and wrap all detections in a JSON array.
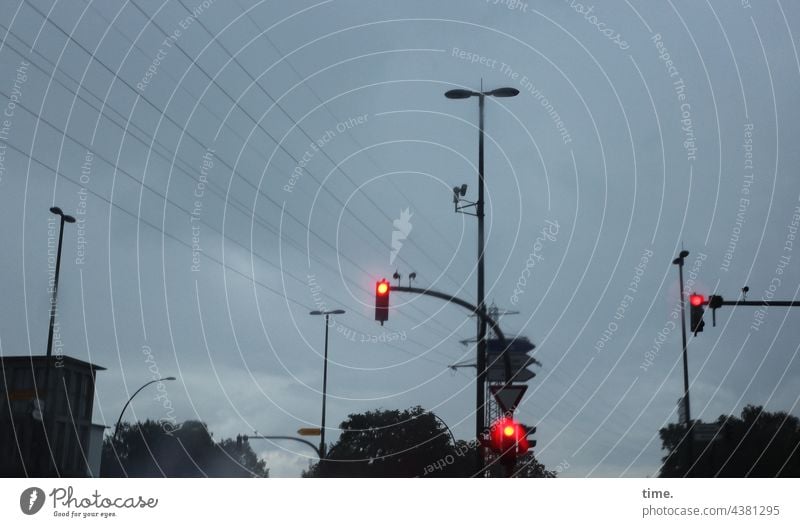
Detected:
[{"left": 0, "top": 355, "right": 105, "bottom": 476}]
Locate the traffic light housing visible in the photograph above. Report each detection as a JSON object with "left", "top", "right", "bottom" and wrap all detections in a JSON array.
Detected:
[
  {"left": 487, "top": 417, "right": 530, "bottom": 461},
  {"left": 689, "top": 293, "right": 705, "bottom": 334},
  {"left": 375, "top": 279, "right": 390, "bottom": 325},
  {"left": 526, "top": 425, "right": 537, "bottom": 450}
]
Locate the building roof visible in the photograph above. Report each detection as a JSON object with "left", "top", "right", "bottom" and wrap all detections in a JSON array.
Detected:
[{"left": 0, "top": 355, "right": 106, "bottom": 371}]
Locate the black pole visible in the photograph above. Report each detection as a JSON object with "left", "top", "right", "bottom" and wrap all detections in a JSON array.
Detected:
[
  {"left": 717, "top": 300, "right": 800, "bottom": 307},
  {"left": 46, "top": 215, "right": 66, "bottom": 359},
  {"left": 320, "top": 313, "right": 330, "bottom": 460},
  {"left": 390, "top": 286, "right": 506, "bottom": 345},
  {"left": 42, "top": 211, "right": 68, "bottom": 475},
  {"left": 673, "top": 251, "right": 693, "bottom": 475},
  {"left": 475, "top": 90, "right": 488, "bottom": 476},
  {"left": 445, "top": 84, "right": 518, "bottom": 475}
]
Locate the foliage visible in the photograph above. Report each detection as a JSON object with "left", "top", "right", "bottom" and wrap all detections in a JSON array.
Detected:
[
  {"left": 101, "top": 420, "right": 268, "bottom": 477},
  {"left": 304, "top": 406, "right": 554, "bottom": 477},
  {"left": 659, "top": 405, "right": 800, "bottom": 477}
]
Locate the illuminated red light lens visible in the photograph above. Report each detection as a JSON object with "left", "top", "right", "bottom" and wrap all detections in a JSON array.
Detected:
[
  {"left": 690, "top": 294, "right": 704, "bottom": 307},
  {"left": 377, "top": 282, "right": 389, "bottom": 295},
  {"left": 503, "top": 425, "right": 515, "bottom": 437}
]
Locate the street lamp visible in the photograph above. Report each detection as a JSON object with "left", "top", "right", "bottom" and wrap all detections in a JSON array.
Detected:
[
  {"left": 444, "top": 87, "right": 520, "bottom": 99},
  {"left": 671, "top": 250, "right": 693, "bottom": 474},
  {"left": 38, "top": 206, "right": 76, "bottom": 474},
  {"left": 309, "top": 309, "right": 345, "bottom": 459},
  {"left": 46, "top": 207, "right": 75, "bottom": 359},
  {"left": 113, "top": 377, "right": 177, "bottom": 443},
  {"left": 445, "top": 84, "right": 518, "bottom": 474}
]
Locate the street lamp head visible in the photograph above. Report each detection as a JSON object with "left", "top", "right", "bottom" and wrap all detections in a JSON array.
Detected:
[
  {"left": 309, "top": 310, "right": 323, "bottom": 315},
  {"left": 310, "top": 309, "right": 345, "bottom": 316},
  {"left": 445, "top": 89, "right": 477, "bottom": 99},
  {"left": 672, "top": 250, "right": 690, "bottom": 265},
  {"left": 486, "top": 87, "right": 519, "bottom": 97},
  {"left": 164, "top": 376, "right": 177, "bottom": 381},
  {"left": 50, "top": 206, "right": 76, "bottom": 223}
]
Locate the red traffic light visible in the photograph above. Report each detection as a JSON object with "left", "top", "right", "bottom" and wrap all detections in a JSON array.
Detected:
[
  {"left": 375, "top": 279, "right": 390, "bottom": 325},
  {"left": 689, "top": 293, "right": 705, "bottom": 334},
  {"left": 377, "top": 281, "right": 389, "bottom": 296},
  {"left": 488, "top": 417, "right": 529, "bottom": 459}
]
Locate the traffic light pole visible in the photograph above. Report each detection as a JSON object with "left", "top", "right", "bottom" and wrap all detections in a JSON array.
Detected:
[
  {"left": 672, "top": 251, "right": 693, "bottom": 475},
  {"left": 698, "top": 295, "right": 800, "bottom": 328},
  {"left": 668, "top": 250, "right": 800, "bottom": 476},
  {"left": 390, "top": 286, "right": 510, "bottom": 380},
  {"left": 709, "top": 300, "right": 800, "bottom": 307},
  {"left": 377, "top": 285, "right": 527, "bottom": 477},
  {"left": 392, "top": 284, "right": 507, "bottom": 477}
]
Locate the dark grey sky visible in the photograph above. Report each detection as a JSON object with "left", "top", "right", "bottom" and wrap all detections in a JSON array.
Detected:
[{"left": 1, "top": 0, "right": 799, "bottom": 476}]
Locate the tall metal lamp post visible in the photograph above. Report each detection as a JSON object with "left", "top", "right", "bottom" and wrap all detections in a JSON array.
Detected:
[
  {"left": 309, "top": 309, "right": 345, "bottom": 459},
  {"left": 46, "top": 206, "right": 75, "bottom": 359},
  {"left": 445, "top": 84, "right": 519, "bottom": 474},
  {"left": 672, "top": 250, "right": 693, "bottom": 474},
  {"left": 39, "top": 207, "right": 75, "bottom": 475}
]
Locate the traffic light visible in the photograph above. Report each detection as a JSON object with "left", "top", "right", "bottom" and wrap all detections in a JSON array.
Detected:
[
  {"left": 488, "top": 417, "right": 530, "bottom": 461},
  {"left": 526, "top": 425, "right": 537, "bottom": 450},
  {"left": 375, "top": 279, "right": 390, "bottom": 325},
  {"left": 689, "top": 293, "right": 705, "bottom": 334}
]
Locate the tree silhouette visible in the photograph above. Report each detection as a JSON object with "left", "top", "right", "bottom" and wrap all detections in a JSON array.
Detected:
[
  {"left": 303, "top": 406, "right": 553, "bottom": 477},
  {"left": 659, "top": 405, "right": 800, "bottom": 477},
  {"left": 101, "top": 420, "right": 268, "bottom": 477}
]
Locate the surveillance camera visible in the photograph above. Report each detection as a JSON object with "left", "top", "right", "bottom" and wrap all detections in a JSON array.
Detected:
[{"left": 460, "top": 184, "right": 468, "bottom": 196}]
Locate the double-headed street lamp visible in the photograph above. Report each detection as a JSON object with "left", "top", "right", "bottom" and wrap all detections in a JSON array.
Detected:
[
  {"left": 309, "top": 309, "right": 345, "bottom": 459},
  {"left": 445, "top": 84, "right": 519, "bottom": 474}
]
